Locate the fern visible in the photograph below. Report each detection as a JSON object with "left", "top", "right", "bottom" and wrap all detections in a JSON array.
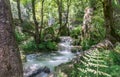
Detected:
[{"left": 72, "top": 49, "right": 111, "bottom": 77}]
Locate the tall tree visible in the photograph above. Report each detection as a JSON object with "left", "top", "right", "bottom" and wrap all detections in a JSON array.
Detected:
[
  {"left": 32, "top": 0, "right": 40, "bottom": 45},
  {"left": 56, "top": 0, "right": 63, "bottom": 35},
  {"left": 81, "top": 0, "right": 96, "bottom": 39},
  {"left": 64, "top": 0, "right": 71, "bottom": 35},
  {"left": 103, "top": 0, "right": 120, "bottom": 43},
  {"left": 0, "top": 0, "right": 23, "bottom": 77},
  {"left": 40, "top": 0, "right": 45, "bottom": 41}
]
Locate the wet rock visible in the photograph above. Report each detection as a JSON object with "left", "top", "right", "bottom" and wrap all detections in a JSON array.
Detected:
[
  {"left": 71, "top": 46, "right": 82, "bottom": 53},
  {"left": 43, "top": 66, "right": 51, "bottom": 73},
  {"left": 24, "top": 65, "right": 50, "bottom": 77}
]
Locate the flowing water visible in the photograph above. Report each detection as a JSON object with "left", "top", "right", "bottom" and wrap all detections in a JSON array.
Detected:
[{"left": 23, "top": 36, "right": 77, "bottom": 77}]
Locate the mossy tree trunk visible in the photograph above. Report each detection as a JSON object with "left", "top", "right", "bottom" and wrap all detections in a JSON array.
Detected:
[
  {"left": 0, "top": 0, "right": 23, "bottom": 77},
  {"left": 81, "top": 7, "right": 94, "bottom": 39},
  {"left": 103, "top": 0, "right": 120, "bottom": 43},
  {"left": 81, "top": 0, "right": 96, "bottom": 39}
]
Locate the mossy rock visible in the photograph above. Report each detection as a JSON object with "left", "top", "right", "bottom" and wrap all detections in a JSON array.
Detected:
[{"left": 43, "top": 27, "right": 55, "bottom": 41}]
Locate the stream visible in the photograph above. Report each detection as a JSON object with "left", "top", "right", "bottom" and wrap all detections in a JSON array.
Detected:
[{"left": 23, "top": 36, "right": 79, "bottom": 77}]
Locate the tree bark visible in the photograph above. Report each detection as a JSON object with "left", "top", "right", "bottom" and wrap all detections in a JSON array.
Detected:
[
  {"left": 0, "top": 0, "right": 23, "bottom": 77},
  {"left": 103, "top": 0, "right": 120, "bottom": 43},
  {"left": 57, "top": 0, "right": 63, "bottom": 35},
  {"left": 40, "top": 0, "right": 44, "bottom": 41},
  {"left": 64, "top": 0, "right": 71, "bottom": 35},
  {"left": 81, "top": 0, "right": 96, "bottom": 39},
  {"left": 32, "top": 0, "right": 40, "bottom": 45},
  {"left": 82, "top": 7, "right": 94, "bottom": 38}
]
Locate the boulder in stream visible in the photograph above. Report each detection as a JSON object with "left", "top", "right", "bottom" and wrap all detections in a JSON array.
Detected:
[{"left": 24, "top": 64, "right": 50, "bottom": 77}]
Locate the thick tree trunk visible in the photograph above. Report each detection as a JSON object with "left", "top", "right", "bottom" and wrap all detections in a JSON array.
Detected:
[
  {"left": 32, "top": 0, "right": 40, "bottom": 45},
  {"left": 103, "top": 0, "right": 120, "bottom": 43},
  {"left": 0, "top": 0, "right": 23, "bottom": 77}
]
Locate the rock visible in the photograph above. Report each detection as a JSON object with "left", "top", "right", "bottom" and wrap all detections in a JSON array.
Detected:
[
  {"left": 24, "top": 65, "right": 51, "bottom": 77},
  {"left": 71, "top": 46, "right": 82, "bottom": 53},
  {"left": 43, "top": 66, "right": 51, "bottom": 74}
]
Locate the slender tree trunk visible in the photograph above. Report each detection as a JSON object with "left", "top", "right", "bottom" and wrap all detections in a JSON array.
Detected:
[
  {"left": 32, "top": 0, "right": 40, "bottom": 45},
  {"left": 0, "top": 0, "right": 23, "bottom": 77},
  {"left": 57, "top": 0, "right": 63, "bottom": 35},
  {"left": 40, "top": 0, "right": 44, "bottom": 41},
  {"left": 65, "top": 0, "right": 71, "bottom": 35},
  {"left": 81, "top": 0, "right": 96, "bottom": 39},
  {"left": 16, "top": 0, "right": 23, "bottom": 23},
  {"left": 81, "top": 7, "right": 94, "bottom": 38}
]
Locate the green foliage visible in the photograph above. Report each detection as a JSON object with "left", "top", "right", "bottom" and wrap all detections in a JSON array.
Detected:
[
  {"left": 109, "top": 43, "right": 120, "bottom": 65},
  {"left": 15, "top": 30, "right": 26, "bottom": 44},
  {"left": 58, "top": 70, "right": 67, "bottom": 77},
  {"left": 38, "top": 41, "right": 58, "bottom": 51},
  {"left": 21, "top": 21, "right": 34, "bottom": 31},
  {"left": 108, "top": 65, "right": 120, "bottom": 77},
  {"left": 91, "top": 15, "right": 105, "bottom": 41},
  {"left": 71, "top": 43, "right": 120, "bottom": 77},
  {"left": 22, "top": 40, "right": 58, "bottom": 54},
  {"left": 43, "top": 27, "right": 55, "bottom": 41},
  {"left": 59, "top": 26, "right": 69, "bottom": 36},
  {"left": 104, "top": 44, "right": 120, "bottom": 77},
  {"left": 71, "top": 49, "right": 111, "bottom": 77},
  {"left": 21, "top": 40, "right": 37, "bottom": 54},
  {"left": 70, "top": 26, "right": 81, "bottom": 39},
  {"left": 81, "top": 37, "right": 97, "bottom": 50}
]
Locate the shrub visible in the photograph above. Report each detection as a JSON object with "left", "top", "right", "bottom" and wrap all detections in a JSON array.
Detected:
[
  {"left": 70, "top": 26, "right": 81, "bottom": 39},
  {"left": 15, "top": 30, "right": 26, "bottom": 44},
  {"left": 21, "top": 40, "right": 58, "bottom": 54}
]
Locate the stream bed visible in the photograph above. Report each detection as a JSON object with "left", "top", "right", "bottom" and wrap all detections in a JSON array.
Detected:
[{"left": 23, "top": 36, "right": 79, "bottom": 77}]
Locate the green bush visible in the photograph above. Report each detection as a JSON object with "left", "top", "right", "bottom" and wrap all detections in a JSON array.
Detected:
[
  {"left": 81, "top": 38, "right": 96, "bottom": 50},
  {"left": 21, "top": 40, "right": 37, "bottom": 54},
  {"left": 22, "top": 40, "right": 58, "bottom": 54},
  {"left": 70, "top": 26, "right": 81, "bottom": 39},
  {"left": 15, "top": 30, "right": 26, "bottom": 44},
  {"left": 71, "top": 43, "right": 120, "bottom": 77},
  {"left": 38, "top": 41, "right": 58, "bottom": 51}
]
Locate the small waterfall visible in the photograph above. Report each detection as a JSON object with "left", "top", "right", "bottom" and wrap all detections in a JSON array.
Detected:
[
  {"left": 23, "top": 36, "right": 76, "bottom": 77},
  {"left": 58, "top": 36, "right": 73, "bottom": 51}
]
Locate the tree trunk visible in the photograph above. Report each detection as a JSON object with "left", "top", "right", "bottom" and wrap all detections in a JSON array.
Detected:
[
  {"left": 16, "top": 0, "right": 23, "bottom": 23},
  {"left": 82, "top": 7, "right": 94, "bottom": 38},
  {"left": 81, "top": 0, "right": 96, "bottom": 39},
  {"left": 40, "top": 0, "right": 44, "bottom": 41},
  {"left": 57, "top": 0, "right": 63, "bottom": 35},
  {"left": 103, "top": 0, "right": 120, "bottom": 43},
  {"left": 32, "top": 0, "right": 40, "bottom": 45},
  {"left": 0, "top": 0, "right": 23, "bottom": 77},
  {"left": 64, "top": 0, "right": 71, "bottom": 36}
]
